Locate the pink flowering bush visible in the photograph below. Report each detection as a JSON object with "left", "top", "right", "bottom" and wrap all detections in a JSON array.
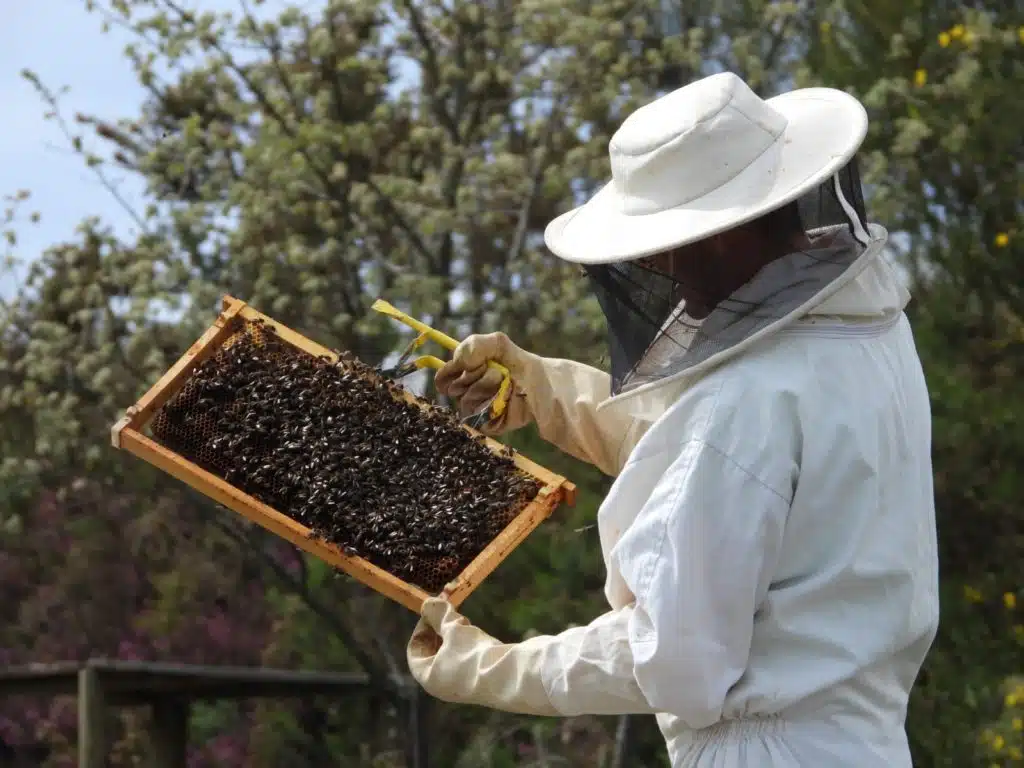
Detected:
[{"left": 0, "top": 488, "right": 280, "bottom": 766}]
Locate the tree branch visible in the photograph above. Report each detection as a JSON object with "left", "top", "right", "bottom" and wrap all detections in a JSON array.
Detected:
[
  {"left": 398, "top": 0, "right": 461, "bottom": 142},
  {"left": 202, "top": 0, "right": 448, "bottom": 304},
  {"left": 155, "top": 0, "right": 376, "bottom": 315},
  {"left": 508, "top": 101, "right": 561, "bottom": 266},
  {"left": 239, "top": 0, "right": 306, "bottom": 120},
  {"left": 760, "top": 10, "right": 799, "bottom": 85},
  {"left": 610, "top": 714, "right": 631, "bottom": 768},
  {"left": 214, "top": 0, "right": 437, "bottom": 277},
  {"left": 202, "top": 506, "right": 394, "bottom": 688},
  {"left": 530, "top": 722, "right": 552, "bottom": 768},
  {"left": 25, "top": 76, "right": 149, "bottom": 234}
]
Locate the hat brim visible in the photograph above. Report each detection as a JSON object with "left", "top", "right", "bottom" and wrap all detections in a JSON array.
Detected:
[{"left": 544, "top": 88, "right": 868, "bottom": 265}]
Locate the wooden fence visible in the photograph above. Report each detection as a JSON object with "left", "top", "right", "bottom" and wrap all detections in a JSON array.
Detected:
[{"left": 0, "top": 659, "right": 429, "bottom": 766}]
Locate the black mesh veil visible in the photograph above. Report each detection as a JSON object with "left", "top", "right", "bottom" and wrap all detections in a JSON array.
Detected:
[{"left": 585, "top": 157, "right": 872, "bottom": 396}]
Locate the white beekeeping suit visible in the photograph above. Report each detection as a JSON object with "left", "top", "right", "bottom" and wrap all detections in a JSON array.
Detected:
[{"left": 408, "top": 72, "right": 939, "bottom": 768}]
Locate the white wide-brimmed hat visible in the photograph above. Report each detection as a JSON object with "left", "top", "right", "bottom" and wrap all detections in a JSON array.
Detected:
[{"left": 544, "top": 72, "right": 868, "bottom": 265}]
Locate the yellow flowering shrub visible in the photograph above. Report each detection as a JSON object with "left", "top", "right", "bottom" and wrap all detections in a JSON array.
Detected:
[{"left": 981, "top": 676, "right": 1024, "bottom": 765}]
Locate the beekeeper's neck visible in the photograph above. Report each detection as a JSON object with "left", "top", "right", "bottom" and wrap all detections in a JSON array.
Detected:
[{"left": 679, "top": 224, "right": 813, "bottom": 319}]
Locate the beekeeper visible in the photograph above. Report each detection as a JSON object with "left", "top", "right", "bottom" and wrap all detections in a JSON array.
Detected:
[{"left": 407, "top": 72, "right": 939, "bottom": 767}]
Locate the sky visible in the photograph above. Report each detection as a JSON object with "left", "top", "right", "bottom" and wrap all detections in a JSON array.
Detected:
[
  {"left": 0, "top": 0, "right": 311, "bottom": 302},
  {"left": 0, "top": 2, "right": 148, "bottom": 299}
]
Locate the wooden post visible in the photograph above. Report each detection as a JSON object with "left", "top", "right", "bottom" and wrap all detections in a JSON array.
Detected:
[
  {"left": 150, "top": 698, "right": 189, "bottom": 768},
  {"left": 78, "top": 667, "right": 107, "bottom": 768}
]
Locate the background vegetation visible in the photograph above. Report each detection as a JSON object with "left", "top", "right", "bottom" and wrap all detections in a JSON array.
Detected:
[{"left": 1, "top": 0, "right": 1021, "bottom": 764}]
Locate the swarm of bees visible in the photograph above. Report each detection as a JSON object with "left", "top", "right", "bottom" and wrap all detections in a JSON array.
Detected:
[{"left": 151, "top": 320, "right": 540, "bottom": 592}]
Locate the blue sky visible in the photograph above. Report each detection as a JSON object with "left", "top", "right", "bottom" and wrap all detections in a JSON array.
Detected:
[
  {"left": 1, "top": 2, "right": 147, "bottom": 299},
  {"left": 0, "top": 1, "right": 310, "bottom": 302}
]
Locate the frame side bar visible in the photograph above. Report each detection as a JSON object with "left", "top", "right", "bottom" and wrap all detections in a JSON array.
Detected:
[{"left": 111, "top": 298, "right": 246, "bottom": 448}]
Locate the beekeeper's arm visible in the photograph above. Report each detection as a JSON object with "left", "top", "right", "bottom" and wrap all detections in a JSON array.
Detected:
[
  {"left": 408, "top": 431, "right": 793, "bottom": 724},
  {"left": 435, "top": 333, "right": 635, "bottom": 476}
]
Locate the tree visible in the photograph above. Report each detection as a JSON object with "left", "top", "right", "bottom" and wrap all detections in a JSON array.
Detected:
[
  {"left": 4, "top": 0, "right": 1020, "bottom": 763},
  {"left": 800, "top": 3, "right": 1024, "bottom": 764}
]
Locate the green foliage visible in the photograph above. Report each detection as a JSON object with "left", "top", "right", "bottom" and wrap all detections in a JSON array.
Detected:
[
  {"left": 906, "top": 579, "right": 1024, "bottom": 766},
  {"left": 1, "top": 0, "right": 1021, "bottom": 764},
  {"left": 797, "top": 8, "right": 1023, "bottom": 763},
  {"left": 801, "top": 3, "right": 1023, "bottom": 307},
  {"left": 983, "top": 673, "right": 1024, "bottom": 765}
]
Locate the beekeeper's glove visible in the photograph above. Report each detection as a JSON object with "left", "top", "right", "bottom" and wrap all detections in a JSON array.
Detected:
[
  {"left": 408, "top": 597, "right": 655, "bottom": 716},
  {"left": 407, "top": 596, "right": 560, "bottom": 716},
  {"left": 434, "top": 333, "right": 640, "bottom": 476}
]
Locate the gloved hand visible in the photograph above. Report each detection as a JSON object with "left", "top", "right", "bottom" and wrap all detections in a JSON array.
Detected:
[
  {"left": 408, "top": 597, "right": 658, "bottom": 717},
  {"left": 434, "top": 332, "right": 533, "bottom": 435},
  {"left": 407, "top": 596, "right": 561, "bottom": 716},
  {"left": 434, "top": 333, "right": 642, "bottom": 477}
]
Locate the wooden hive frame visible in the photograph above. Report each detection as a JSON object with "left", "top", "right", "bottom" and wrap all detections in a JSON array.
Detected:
[{"left": 111, "top": 296, "right": 576, "bottom": 614}]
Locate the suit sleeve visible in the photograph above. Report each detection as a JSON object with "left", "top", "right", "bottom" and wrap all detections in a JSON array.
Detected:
[
  {"left": 537, "top": 437, "right": 792, "bottom": 723},
  {"left": 517, "top": 356, "right": 644, "bottom": 477}
]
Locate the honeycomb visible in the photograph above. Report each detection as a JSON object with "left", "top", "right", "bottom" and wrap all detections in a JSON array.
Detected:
[
  {"left": 149, "top": 319, "right": 271, "bottom": 477},
  {"left": 147, "top": 317, "right": 540, "bottom": 594}
]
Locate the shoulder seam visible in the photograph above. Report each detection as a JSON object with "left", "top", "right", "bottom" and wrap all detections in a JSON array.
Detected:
[{"left": 699, "top": 439, "right": 792, "bottom": 505}]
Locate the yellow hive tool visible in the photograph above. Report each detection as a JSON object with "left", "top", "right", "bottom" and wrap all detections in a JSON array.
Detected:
[{"left": 371, "top": 299, "right": 512, "bottom": 426}]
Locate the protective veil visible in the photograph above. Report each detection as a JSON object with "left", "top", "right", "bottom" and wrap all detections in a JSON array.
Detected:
[
  {"left": 585, "top": 158, "right": 872, "bottom": 398},
  {"left": 410, "top": 153, "right": 939, "bottom": 766}
]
